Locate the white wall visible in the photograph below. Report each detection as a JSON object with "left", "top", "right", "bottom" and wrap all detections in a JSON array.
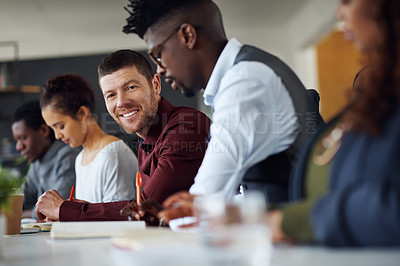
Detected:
[
  {"left": 197, "top": 0, "right": 338, "bottom": 114},
  {"left": 288, "top": 0, "right": 338, "bottom": 89},
  {"left": 222, "top": 0, "right": 338, "bottom": 89},
  {"left": 0, "top": 0, "right": 339, "bottom": 90}
]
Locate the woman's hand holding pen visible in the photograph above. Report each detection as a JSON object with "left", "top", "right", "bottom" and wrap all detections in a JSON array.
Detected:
[
  {"left": 35, "top": 189, "right": 65, "bottom": 222},
  {"left": 67, "top": 186, "right": 90, "bottom": 204},
  {"left": 35, "top": 188, "right": 89, "bottom": 222}
]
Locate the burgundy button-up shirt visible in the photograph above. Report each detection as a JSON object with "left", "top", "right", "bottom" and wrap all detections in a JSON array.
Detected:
[{"left": 59, "top": 98, "right": 210, "bottom": 221}]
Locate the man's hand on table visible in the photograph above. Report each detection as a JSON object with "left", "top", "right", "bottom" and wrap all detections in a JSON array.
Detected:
[{"left": 158, "top": 191, "right": 197, "bottom": 227}]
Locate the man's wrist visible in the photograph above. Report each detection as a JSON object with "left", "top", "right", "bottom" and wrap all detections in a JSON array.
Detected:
[{"left": 59, "top": 201, "right": 86, "bottom": 221}]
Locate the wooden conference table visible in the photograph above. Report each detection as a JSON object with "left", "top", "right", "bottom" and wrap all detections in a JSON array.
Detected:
[{"left": 1, "top": 232, "right": 400, "bottom": 266}]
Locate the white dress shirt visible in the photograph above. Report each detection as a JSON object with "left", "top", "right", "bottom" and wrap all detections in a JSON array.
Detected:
[{"left": 189, "top": 38, "right": 298, "bottom": 197}]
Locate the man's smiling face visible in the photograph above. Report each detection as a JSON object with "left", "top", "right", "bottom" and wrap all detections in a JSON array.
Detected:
[{"left": 100, "top": 65, "right": 161, "bottom": 138}]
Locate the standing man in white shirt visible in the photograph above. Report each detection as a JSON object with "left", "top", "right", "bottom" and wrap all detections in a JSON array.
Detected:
[{"left": 121, "top": 0, "right": 322, "bottom": 222}]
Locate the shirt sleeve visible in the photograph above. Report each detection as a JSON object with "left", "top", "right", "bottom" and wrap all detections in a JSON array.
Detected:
[
  {"left": 281, "top": 201, "right": 314, "bottom": 241},
  {"left": 281, "top": 130, "right": 331, "bottom": 243},
  {"left": 311, "top": 173, "right": 400, "bottom": 246},
  {"left": 60, "top": 200, "right": 131, "bottom": 221},
  {"left": 190, "top": 63, "right": 297, "bottom": 197},
  {"left": 142, "top": 122, "right": 208, "bottom": 203},
  {"left": 50, "top": 146, "right": 78, "bottom": 200},
  {"left": 22, "top": 165, "right": 38, "bottom": 210}
]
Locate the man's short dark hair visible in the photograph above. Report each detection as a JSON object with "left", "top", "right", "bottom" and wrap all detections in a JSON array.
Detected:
[
  {"left": 12, "top": 100, "right": 55, "bottom": 141},
  {"left": 98, "top": 49, "right": 154, "bottom": 83},
  {"left": 123, "top": 0, "right": 210, "bottom": 38}
]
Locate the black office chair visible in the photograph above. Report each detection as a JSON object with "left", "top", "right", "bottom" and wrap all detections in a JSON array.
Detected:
[{"left": 306, "top": 89, "right": 320, "bottom": 109}]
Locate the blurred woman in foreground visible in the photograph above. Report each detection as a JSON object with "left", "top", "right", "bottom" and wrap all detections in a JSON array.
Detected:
[{"left": 268, "top": 0, "right": 400, "bottom": 246}]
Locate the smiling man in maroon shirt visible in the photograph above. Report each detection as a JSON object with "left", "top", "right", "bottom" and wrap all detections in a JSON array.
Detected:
[{"left": 35, "top": 50, "right": 210, "bottom": 222}]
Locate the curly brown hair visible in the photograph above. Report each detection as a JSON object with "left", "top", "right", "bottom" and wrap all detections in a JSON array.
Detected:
[
  {"left": 40, "top": 74, "right": 95, "bottom": 119},
  {"left": 346, "top": 0, "right": 400, "bottom": 135}
]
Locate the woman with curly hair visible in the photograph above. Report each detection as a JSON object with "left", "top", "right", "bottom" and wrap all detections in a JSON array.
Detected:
[
  {"left": 40, "top": 74, "right": 138, "bottom": 204},
  {"left": 268, "top": 0, "right": 400, "bottom": 246}
]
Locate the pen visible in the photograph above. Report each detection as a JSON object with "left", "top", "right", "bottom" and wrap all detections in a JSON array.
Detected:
[
  {"left": 136, "top": 172, "right": 142, "bottom": 205},
  {"left": 68, "top": 186, "right": 75, "bottom": 201}
]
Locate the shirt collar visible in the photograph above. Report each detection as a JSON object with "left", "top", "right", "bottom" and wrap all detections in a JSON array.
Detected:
[
  {"left": 139, "top": 98, "right": 174, "bottom": 153},
  {"left": 203, "top": 38, "right": 243, "bottom": 107}
]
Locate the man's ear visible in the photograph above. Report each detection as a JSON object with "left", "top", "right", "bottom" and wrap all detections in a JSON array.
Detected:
[
  {"left": 180, "top": 23, "right": 198, "bottom": 49},
  {"left": 39, "top": 124, "right": 50, "bottom": 138},
  {"left": 152, "top": 74, "right": 162, "bottom": 95}
]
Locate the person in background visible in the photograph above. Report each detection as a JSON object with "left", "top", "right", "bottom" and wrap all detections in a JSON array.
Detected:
[
  {"left": 34, "top": 50, "right": 210, "bottom": 222},
  {"left": 120, "top": 0, "right": 323, "bottom": 223},
  {"left": 11, "top": 100, "right": 79, "bottom": 219},
  {"left": 40, "top": 74, "right": 138, "bottom": 204},
  {"left": 267, "top": 0, "right": 400, "bottom": 247}
]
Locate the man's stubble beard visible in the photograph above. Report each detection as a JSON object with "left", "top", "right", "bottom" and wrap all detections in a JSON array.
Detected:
[{"left": 116, "top": 96, "right": 159, "bottom": 136}]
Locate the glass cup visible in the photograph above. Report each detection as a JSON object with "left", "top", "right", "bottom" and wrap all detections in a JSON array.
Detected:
[{"left": 193, "top": 192, "right": 272, "bottom": 266}]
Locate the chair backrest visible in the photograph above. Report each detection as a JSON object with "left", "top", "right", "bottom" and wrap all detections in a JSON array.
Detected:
[{"left": 306, "top": 89, "right": 320, "bottom": 109}]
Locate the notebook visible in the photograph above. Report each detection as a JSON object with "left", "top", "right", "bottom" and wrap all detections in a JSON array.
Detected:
[
  {"left": 50, "top": 221, "right": 146, "bottom": 239},
  {"left": 21, "top": 222, "right": 55, "bottom": 232},
  {"left": 111, "top": 227, "right": 199, "bottom": 251}
]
